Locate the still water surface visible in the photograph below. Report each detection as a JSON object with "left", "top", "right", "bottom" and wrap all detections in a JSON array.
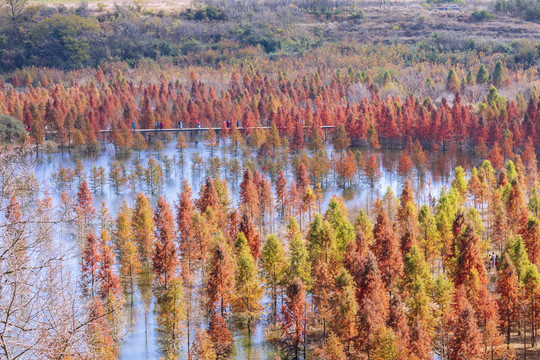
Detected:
[{"left": 32, "top": 137, "right": 477, "bottom": 360}]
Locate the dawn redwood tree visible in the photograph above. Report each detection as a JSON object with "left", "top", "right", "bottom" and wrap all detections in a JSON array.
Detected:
[
  {"left": 87, "top": 297, "right": 118, "bottom": 359},
  {"left": 521, "top": 216, "right": 540, "bottom": 265},
  {"left": 75, "top": 180, "right": 96, "bottom": 240},
  {"left": 372, "top": 208, "right": 403, "bottom": 290},
  {"left": 353, "top": 253, "right": 389, "bottom": 357},
  {"left": 208, "top": 312, "right": 233, "bottom": 359},
  {"left": 311, "top": 258, "right": 334, "bottom": 341},
  {"left": 177, "top": 180, "right": 196, "bottom": 269},
  {"left": 239, "top": 213, "right": 261, "bottom": 260},
  {"left": 98, "top": 229, "right": 121, "bottom": 299},
  {"left": 287, "top": 231, "right": 311, "bottom": 289},
  {"left": 523, "top": 263, "right": 540, "bottom": 349},
  {"left": 207, "top": 241, "right": 235, "bottom": 318},
  {"left": 313, "top": 333, "right": 347, "bottom": 360},
  {"left": 82, "top": 229, "right": 101, "bottom": 298},
  {"left": 232, "top": 236, "right": 263, "bottom": 335},
  {"left": 397, "top": 152, "right": 413, "bottom": 180},
  {"left": 275, "top": 170, "right": 288, "bottom": 218},
  {"left": 397, "top": 180, "right": 419, "bottom": 256},
  {"left": 364, "top": 154, "right": 381, "bottom": 188},
  {"left": 156, "top": 277, "right": 185, "bottom": 358},
  {"left": 280, "top": 277, "right": 307, "bottom": 360},
  {"left": 333, "top": 123, "right": 350, "bottom": 152},
  {"left": 497, "top": 253, "right": 519, "bottom": 347},
  {"left": 153, "top": 197, "right": 178, "bottom": 289},
  {"left": 239, "top": 169, "right": 260, "bottom": 220},
  {"left": 448, "top": 289, "right": 483, "bottom": 360},
  {"left": 133, "top": 193, "right": 155, "bottom": 270},
  {"left": 261, "top": 234, "right": 287, "bottom": 324},
  {"left": 450, "top": 223, "right": 488, "bottom": 305},
  {"left": 332, "top": 269, "right": 358, "bottom": 351}
]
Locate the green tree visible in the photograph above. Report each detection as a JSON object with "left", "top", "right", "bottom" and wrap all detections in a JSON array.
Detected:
[
  {"left": 447, "top": 69, "right": 461, "bottom": 93},
  {"left": 261, "top": 234, "right": 287, "bottom": 324},
  {"left": 492, "top": 60, "right": 505, "bottom": 86},
  {"left": 232, "top": 237, "right": 263, "bottom": 335},
  {"left": 476, "top": 64, "right": 488, "bottom": 84}
]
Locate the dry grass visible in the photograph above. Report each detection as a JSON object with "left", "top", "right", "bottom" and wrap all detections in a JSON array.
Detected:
[
  {"left": 31, "top": 0, "right": 193, "bottom": 11},
  {"left": 331, "top": 3, "right": 540, "bottom": 43}
]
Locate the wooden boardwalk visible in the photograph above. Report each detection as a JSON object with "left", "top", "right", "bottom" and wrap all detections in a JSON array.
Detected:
[{"left": 46, "top": 125, "right": 334, "bottom": 135}]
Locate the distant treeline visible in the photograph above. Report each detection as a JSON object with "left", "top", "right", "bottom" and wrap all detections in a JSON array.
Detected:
[{"left": 0, "top": 1, "right": 539, "bottom": 72}]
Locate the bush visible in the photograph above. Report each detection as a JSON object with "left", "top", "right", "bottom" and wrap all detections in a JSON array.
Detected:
[
  {"left": 0, "top": 115, "right": 27, "bottom": 144},
  {"left": 471, "top": 9, "right": 494, "bottom": 21},
  {"left": 348, "top": 10, "right": 365, "bottom": 20}
]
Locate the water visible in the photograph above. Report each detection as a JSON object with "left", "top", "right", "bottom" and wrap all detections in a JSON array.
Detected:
[{"left": 31, "top": 136, "right": 477, "bottom": 360}]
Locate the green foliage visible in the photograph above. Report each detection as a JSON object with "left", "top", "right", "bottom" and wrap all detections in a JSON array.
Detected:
[
  {"left": 492, "top": 60, "right": 505, "bottom": 86},
  {"left": 506, "top": 236, "right": 530, "bottom": 282},
  {"left": 446, "top": 68, "right": 460, "bottom": 93},
  {"left": 325, "top": 197, "right": 355, "bottom": 254},
  {"left": 471, "top": 9, "right": 494, "bottom": 21},
  {"left": 476, "top": 64, "right": 488, "bottom": 84},
  {"left": 28, "top": 15, "right": 99, "bottom": 69},
  {"left": 0, "top": 115, "right": 27, "bottom": 143},
  {"left": 287, "top": 233, "right": 311, "bottom": 289}
]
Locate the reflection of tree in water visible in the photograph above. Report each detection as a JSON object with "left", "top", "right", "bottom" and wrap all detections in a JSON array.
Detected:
[
  {"left": 156, "top": 278, "right": 185, "bottom": 359},
  {"left": 138, "top": 271, "right": 154, "bottom": 355}
]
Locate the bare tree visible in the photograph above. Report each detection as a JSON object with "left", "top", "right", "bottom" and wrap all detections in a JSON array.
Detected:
[
  {"left": 2, "top": 0, "right": 28, "bottom": 22},
  {"left": 0, "top": 148, "right": 97, "bottom": 359}
]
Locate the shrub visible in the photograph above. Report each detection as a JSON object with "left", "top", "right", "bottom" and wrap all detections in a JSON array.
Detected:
[
  {"left": 0, "top": 115, "right": 27, "bottom": 144},
  {"left": 348, "top": 10, "right": 365, "bottom": 20},
  {"left": 471, "top": 9, "right": 494, "bottom": 21}
]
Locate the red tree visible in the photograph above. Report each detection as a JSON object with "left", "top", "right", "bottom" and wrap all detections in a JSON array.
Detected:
[
  {"left": 153, "top": 197, "right": 178, "bottom": 289},
  {"left": 280, "top": 277, "right": 307, "bottom": 360}
]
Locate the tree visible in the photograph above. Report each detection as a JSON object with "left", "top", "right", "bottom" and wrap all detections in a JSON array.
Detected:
[
  {"left": 87, "top": 297, "right": 118, "bottom": 359},
  {"left": 192, "top": 330, "right": 217, "bottom": 360},
  {"left": 397, "top": 152, "right": 413, "bottom": 180},
  {"left": 325, "top": 196, "right": 355, "bottom": 255},
  {"left": 476, "top": 64, "right": 488, "bottom": 84},
  {"left": 145, "top": 158, "right": 163, "bottom": 194},
  {"left": 232, "top": 237, "right": 263, "bottom": 334},
  {"left": 239, "top": 168, "right": 260, "bottom": 219},
  {"left": 98, "top": 229, "right": 121, "bottom": 299},
  {"left": 333, "top": 123, "right": 350, "bottom": 152},
  {"left": 280, "top": 277, "right": 307, "bottom": 360},
  {"left": 261, "top": 234, "right": 287, "bottom": 324},
  {"left": 205, "top": 127, "right": 219, "bottom": 158},
  {"left": 448, "top": 288, "right": 483, "bottom": 360},
  {"left": 156, "top": 277, "right": 185, "bottom": 358},
  {"left": 75, "top": 180, "right": 95, "bottom": 241},
  {"left": 133, "top": 193, "right": 155, "bottom": 270},
  {"left": 522, "top": 216, "right": 540, "bottom": 265},
  {"left": 492, "top": 60, "right": 505, "bottom": 87},
  {"left": 372, "top": 209, "right": 403, "bottom": 290},
  {"left": 447, "top": 69, "right": 460, "bottom": 93},
  {"left": 82, "top": 229, "right": 101, "bottom": 298},
  {"left": 208, "top": 312, "right": 233, "bottom": 359},
  {"left": 313, "top": 333, "right": 347, "bottom": 360},
  {"left": 287, "top": 232, "right": 311, "bottom": 289},
  {"left": 523, "top": 263, "right": 540, "bottom": 349},
  {"left": 333, "top": 269, "right": 358, "bottom": 351},
  {"left": 0, "top": 115, "right": 26, "bottom": 143},
  {"left": 450, "top": 223, "right": 488, "bottom": 304},
  {"left": 497, "top": 253, "right": 519, "bottom": 347},
  {"left": 153, "top": 197, "right": 178, "bottom": 289},
  {"left": 276, "top": 170, "right": 288, "bottom": 218},
  {"left": 207, "top": 241, "right": 235, "bottom": 317},
  {"left": 364, "top": 154, "right": 382, "bottom": 187}
]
